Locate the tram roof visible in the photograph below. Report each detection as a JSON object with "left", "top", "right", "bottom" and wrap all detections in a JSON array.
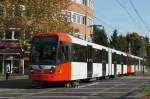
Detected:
[
  {"left": 33, "top": 32, "right": 71, "bottom": 42},
  {"left": 69, "top": 35, "right": 108, "bottom": 50},
  {"left": 110, "top": 48, "right": 127, "bottom": 56}
]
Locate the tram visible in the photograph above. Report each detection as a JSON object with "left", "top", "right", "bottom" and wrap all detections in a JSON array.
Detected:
[{"left": 29, "top": 32, "right": 143, "bottom": 86}]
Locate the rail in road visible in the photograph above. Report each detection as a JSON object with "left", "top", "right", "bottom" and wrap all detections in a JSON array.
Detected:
[{"left": 0, "top": 76, "right": 149, "bottom": 99}]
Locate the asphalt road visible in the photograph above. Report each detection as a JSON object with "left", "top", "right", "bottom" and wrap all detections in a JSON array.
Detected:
[{"left": 0, "top": 76, "right": 149, "bottom": 99}]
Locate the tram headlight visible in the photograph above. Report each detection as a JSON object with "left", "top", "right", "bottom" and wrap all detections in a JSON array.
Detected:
[{"left": 49, "top": 66, "right": 55, "bottom": 74}]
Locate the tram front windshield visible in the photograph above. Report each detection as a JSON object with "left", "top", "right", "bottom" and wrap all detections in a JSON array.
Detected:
[{"left": 31, "top": 36, "right": 58, "bottom": 65}]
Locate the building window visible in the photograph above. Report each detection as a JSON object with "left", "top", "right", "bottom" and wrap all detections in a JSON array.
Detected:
[
  {"left": 14, "top": 31, "right": 20, "bottom": 40},
  {"left": 87, "top": 18, "right": 93, "bottom": 26},
  {"left": 67, "top": 12, "right": 72, "bottom": 22},
  {"left": 90, "top": 0, "right": 94, "bottom": 8},
  {"left": 77, "top": 14, "right": 81, "bottom": 23},
  {"left": 68, "top": 11, "right": 91, "bottom": 25},
  {"left": 82, "top": 0, "right": 87, "bottom": 5},
  {"left": 76, "top": 0, "right": 82, "bottom": 4},
  {"left": 72, "top": 13, "right": 77, "bottom": 23},
  {"left": 83, "top": 16, "right": 87, "bottom": 25},
  {"left": 72, "top": 0, "right": 82, "bottom": 4},
  {"left": 68, "top": 12, "right": 85, "bottom": 24}
]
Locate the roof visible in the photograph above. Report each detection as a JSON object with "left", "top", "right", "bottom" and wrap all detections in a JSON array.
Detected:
[{"left": 32, "top": 32, "right": 71, "bottom": 42}]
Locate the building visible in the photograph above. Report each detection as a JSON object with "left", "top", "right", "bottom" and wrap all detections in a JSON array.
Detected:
[
  {"left": 68, "top": 0, "right": 94, "bottom": 41},
  {"left": 0, "top": 28, "right": 29, "bottom": 75},
  {"left": 0, "top": 0, "right": 94, "bottom": 75}
]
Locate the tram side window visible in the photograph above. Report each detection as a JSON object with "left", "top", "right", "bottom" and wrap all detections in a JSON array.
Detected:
[
  {"left": 120, "top": 55, "right": 122, "bottom": 64},
  {"left": 120, "top": 55, "right": 124, "bottom": 65},
  {"left": 93, "top": 49, "right": 102, "bottom": 63},
  {"left": 101, "top": 50, "right": 104, "bottom": 62},
  {"left": 93, "top": 49, "right": 96, "bottom": 63},
  {"left": 112, "top": 53, "right": 114, "bottom": 63},
  {"left": 120, "top": 55, "right": 123, "bottom": 64},
  {"left": 99, "top": 50, "right": 103, "bottom": 62},
  {"left": 57, "top": 45, "right": 64, "bottom": 63},
  {"left": 102, "top": 49, "right": 107, "bottom": 63},
  {"left": 106, "top": 51, "right": 108, "bottom": 63},
  {"left": 117, "top": 54, "right": 121, "bottom": 64},
  {"left": 112, "top": 53, "right": 117, "bottom": 64},
  {"left": 116, "top": 54, "right": 119, "bottom": 64},
  {"left": 132, "top": 58, "right": 135, "bottom": 65},
  {"left": 135, "top": 59, "right": 138, "bottom": 65},
  {"left": 127, "top": 57, "right": 132, "bottom": 65},
  {"left": 131, "top": 59, "right": 134, "bottom": 65},
  {"left": 132, "top": 58, "right": 136, "bottom": 65},
  {"left": 72, "top": 44, "right": 86, "bottom": 62},
  {"left": 135, "top": 59, "right": 137, "bottom": 65},
  {"left": 123, "top": 56, "right": 127, "bottom": 65},
  {"left": 136, "top": 59, "right": 138, "bottom": 65},
  {"left": 57, "top": 42, "right": 71, "bottom": 63}
]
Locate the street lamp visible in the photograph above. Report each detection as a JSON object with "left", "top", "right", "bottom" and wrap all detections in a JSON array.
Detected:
[{"left": 9, "top": 28, "right": 20, "bottom": 40}]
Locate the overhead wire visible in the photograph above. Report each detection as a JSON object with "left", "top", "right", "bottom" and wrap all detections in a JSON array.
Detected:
[
  {"left": 75, "top": 2, "right": 124, "bottom": 34},
  {"left": 115, "top": 0, "right": 146, "bottom": 34},
  {"left": 128, "top": 0, "right": 150, "bottom": 34},
  {"left": 93, "top": 16, "right": 123, "bottom": 33}
]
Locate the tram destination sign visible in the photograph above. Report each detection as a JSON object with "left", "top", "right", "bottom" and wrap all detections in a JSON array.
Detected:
[{"left": 32, "top": 36, "right": 58, "bottom": 43}]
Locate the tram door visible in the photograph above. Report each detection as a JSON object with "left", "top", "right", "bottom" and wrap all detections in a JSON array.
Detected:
[
  {"left": 102, "top": 49, "right": 106, "bottom": 76},
  {"left": 121, "top": 64, "right": 124, "bottom": 74},
  {"left": 102, "top": 62, "right": 106, "bottom": 76},
  {"left": 113, "top": 53, "right": 117, "bottom": 76},
  {"left": 114, "top": 62, "right": 117, "bottom": 75},
  {"left": 87, "top": 45, "right": 93, "bottom": 78},
  {"left": 121, "top": 54, "right": 124, "bottom": 75}
]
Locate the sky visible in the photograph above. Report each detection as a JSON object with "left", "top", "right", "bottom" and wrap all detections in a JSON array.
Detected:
[{"left": 94, "top": 0, "right": 150, "bottom": 38}]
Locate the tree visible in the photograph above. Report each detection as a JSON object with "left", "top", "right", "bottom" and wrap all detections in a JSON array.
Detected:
[
  {"left": 0, "top": 0, "right": 72, "bottom": 74},
  {"left": 0, "top": 0, "right": 71, "bottom": 44},
  {"left": 117, "top": 35, "right": 128, "bottom": 52},
  {"left": 126, "top": 32, "right": 142, "bottom": 56},
  {"left": 110, "top": 29, "right": 128, "bottom": 52},
  {"left": 92, "top": 25, "right": 109, "bottom": 47},
  {"left": 142, "top": 36, "right": 150, "bottom": 68},
  {"left": 110, "top": 29, "right": 119, "bottom": 49}
]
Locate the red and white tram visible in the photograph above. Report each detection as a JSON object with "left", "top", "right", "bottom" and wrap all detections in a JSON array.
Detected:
[{"left": 29, "top": 32, "right": 143, "bottom": 86}]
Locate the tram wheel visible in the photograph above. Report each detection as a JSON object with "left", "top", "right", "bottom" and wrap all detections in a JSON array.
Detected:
[
  {"left": 71, "top": 81, "right": 79, "bottom": 88},
  {"left": 65, "top": 82, "right": 72, "bottom": 88}
]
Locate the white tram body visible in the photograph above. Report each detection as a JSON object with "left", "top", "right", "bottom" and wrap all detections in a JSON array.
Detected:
[{"left": 29, "top": 32, "right": 144, "bottom": 83}]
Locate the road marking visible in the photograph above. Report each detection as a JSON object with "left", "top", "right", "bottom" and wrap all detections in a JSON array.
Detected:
[
  {"left": 8, "top": 93, "right": 36, "bottom": 94},
  {"left": 17, "top": 88, "right": 57, "bottom": 98},
  {"left": 21, "top": 96, "right": 85, "bottom": 98},
  {"left": 0, "top": 97, "right": 15, "bottom": 99},
  {"left": 0, "top": 89, "right": 25, "bottom": 92},
  {"left": 10, "top": 92, "right": 94, "bottom": 94},
  {"left": 78, "top": 82, "right": 100, "bottom": 88}
]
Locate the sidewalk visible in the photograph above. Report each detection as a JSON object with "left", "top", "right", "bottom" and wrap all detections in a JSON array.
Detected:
[
  {"left": 120, "top": 71, "right": 150, "bottom": 80},
  {"left": 0, "top": 74, "right": 28, "bottom": 81}
]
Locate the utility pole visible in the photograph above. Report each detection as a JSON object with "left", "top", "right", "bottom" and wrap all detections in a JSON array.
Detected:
[
  {"left": 84, "top": 2, "right": 88, "bottom": 41},
  {"left": 141, "top": 37, "right": 146, "bottom": 75},
  {"left": 128, "top": 42, "right": 131, "bottom": 54}
]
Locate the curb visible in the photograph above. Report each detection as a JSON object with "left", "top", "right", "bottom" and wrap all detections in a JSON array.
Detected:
[{"left": 0, "top": 75, "right": 28, "bottom": 81}]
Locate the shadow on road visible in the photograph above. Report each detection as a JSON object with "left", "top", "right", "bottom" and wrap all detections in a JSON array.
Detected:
[
  {"left": 0, "top": 79, "right": 37, "bottom": 89},
  {"left": 0, "top": 79, "right": 65, "bottom": 89}
]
